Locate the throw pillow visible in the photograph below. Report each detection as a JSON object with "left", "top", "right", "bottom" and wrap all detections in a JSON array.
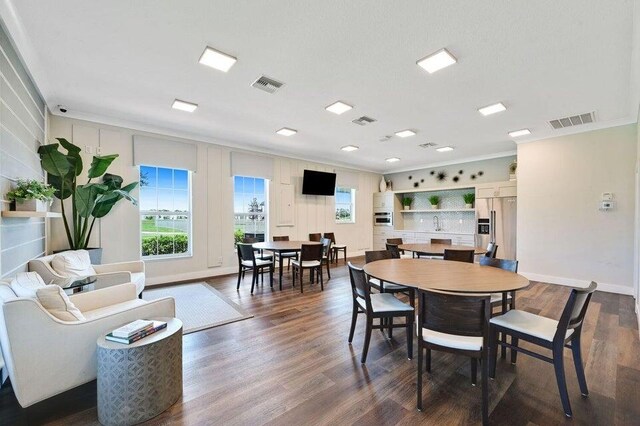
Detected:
[
  {"left": 51, "top": 250, "right": 96, "bottom": 278},
  {"left": 36, "top": 285, "right": 85, "bottom": 321},
  {"left": 10, "top": 272, "right": 46, "bottom": 298}
]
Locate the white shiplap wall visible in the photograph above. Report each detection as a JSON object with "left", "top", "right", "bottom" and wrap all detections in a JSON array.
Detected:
[{"left": 0, "top": 21, "right": 46, "bottom": 278}]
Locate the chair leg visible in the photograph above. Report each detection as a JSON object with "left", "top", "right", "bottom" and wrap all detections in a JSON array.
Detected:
[
  {"left": 571, "top": 334, "right": 589, "bottom": 396},
  {"left": 511, "top": 336, "right": 519, "bottom": 364},
  {"left": 300, "top": 268, "right": 304, "bottom": 293},
  {"left": 269, "top": 266, "right": 274, "bottom": 288},
  {"left": 319, "top": 267, "right": 324, "bottom": 291},
  {"left": 361, "top": 316, "right": 373, "bottom": 364},
  {"left": 406, "top": 314, "right": 413, "bottom": 360},
  {"left": 348, "top": 302, "right": 358, "bottom": 343},
  {"left": 237, "top": 266, "right": 242, "bottom": 289},
  {"left": 250, "top": 270, "right": 256, "bottom": 294},
  {"left": 388, "top": 317, "right": 393, "bottom": 339},
  {"left": 326, "top": 260, "right": 331, "bottom": 279},
  {"left": 489, "top": 328, "right": 498, "bottom": 379},
  {"left": 552, "top": 345, "right": 573, "bottom": 418},
  {"left": 343, "top": 248, "right": 347, "bottom": 263},
  {"left": 417, "top": 344, "right": 423, "bottom": 411},
  {"left": 482, "top": 349, "right": 489, "bottom": 426},
  {"left": 471, "top": 358, "right": 478, "bottom": 386},
  {"left": 425, "top": 348, "right": 431, "bottom": 372}
]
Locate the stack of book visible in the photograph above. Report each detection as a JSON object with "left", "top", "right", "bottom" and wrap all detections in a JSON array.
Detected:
[{"left": 106, "top": 319, "right": 167, "bottom": 344}]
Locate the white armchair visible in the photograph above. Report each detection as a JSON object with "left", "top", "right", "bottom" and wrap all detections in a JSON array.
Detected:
[
  {"left": 0, "top": 281, "right": 174, "bottom": 408},
  {"left": 29, "top": 250, "right": 145, "bottom": 296}
]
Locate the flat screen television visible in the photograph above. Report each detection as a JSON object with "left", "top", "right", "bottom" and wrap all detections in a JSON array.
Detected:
[{"left": 302, "top": 170, "right": 336, "bottom": 196}]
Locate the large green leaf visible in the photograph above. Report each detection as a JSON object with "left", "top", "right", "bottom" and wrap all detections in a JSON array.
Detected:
[
  {"left": 57, "top": 138, "right": 83, "bottom": 176},
  {"left": 91, "top": 181, "right": 138, "bottom": 218},
  {"left": 88, "top": 154, "right": 118, "bottom": 179},
  {"left": 103, "top": 173, "right": 123, "bottom": 190},
  {"left": 38, "top": 144, "right": 71, "bottom": 177},
  {"left": 75, "top": 184, "right": 107, "bottom": 217},
  {"left": 47, "top": 173, "right": 73, "bottom": 199}
]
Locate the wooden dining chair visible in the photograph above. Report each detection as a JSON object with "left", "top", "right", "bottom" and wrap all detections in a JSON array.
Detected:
[
  {"left": 386, "top": 239, "right": 413, "bottom": 258},
  {"left": 272, "top": 235, "right": 298, "bottom": 270},
  {"left": 479, "top": 257, "right": 518, "bottom": 312},
  {"left": 243, "top": 236, "right": 273, "bottom": 262},
  {"left": 485, "top": 242, "right": 498, "bottom": 258},
  {"left": 347, "top": 262, "right": 414, "bottom": 364},
  {"left": 320, "top": 237, "right": 332, "bottom": 279},
  {"left": 365, "top": 250, "right": 415, "bottom": 309},
  {"left": 443, "top": 249, "right": 475, "bottom": 263},
  {"left": 236, "top": 243, "right": 273, "bottom": 294},
  {"left": 308, "top": 233, "right": 322, "bottom": 242},
  {"left": 489, "top": 281, "right": 598, "bottom": 418},
  {"left": 324, "top": 232, "right": 347, "bottom": 264},
  {"left": 417, "top": 289, "right": 491, "bottom": 425},
  {"left": 291, "top": 243, "right": 324, "bottom": 293}
]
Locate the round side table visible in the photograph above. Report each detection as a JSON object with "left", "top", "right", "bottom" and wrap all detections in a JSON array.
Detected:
[{"left": 97, "top": 317, "right": 183, "bottom": 426}]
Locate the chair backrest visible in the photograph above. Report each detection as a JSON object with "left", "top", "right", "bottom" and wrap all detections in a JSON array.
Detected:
[
  {"left": 555, "top": 281, "right": 597, "bottom": 339},
  {"left": 431, "top": 238, "right": 452, "bottom": 245},
  {"left": 479, "top": 256, "right": 518, "bottom": 273},
  {"left": 323, "top": 232, "right": 337, "bottom": 244},
  {"left": 385, "top": 243, "right": 401, "bottom": 259},
  {"left": 242, "top": 237, "right": 258, "bottom": 244},
  {"left": 309, "top": 233, "right": 322, "bottom": 242},
  {"left": 364, "top": 250, "right": 393, "bottom": 264},
  {"left": 300, "top": 244, "right": 323, "bottom": 262},
  {"left": 237, "top": 243, "right": 256, "bottom": 264},
  {"left": 485, "top": 242, "right": 498, "bottom": 258},
  {"left": 347, "top": 262, "right": 372, "bottom": 310},
  {"left": 386, "top": 238, "right": 403, "bottom": 245},
  {"left": 443, "top": 249, "right": 474, "bottom": 263},
  {"left": 273, "top": 236, "right": 289, "bottom": 242},
  {"left": 321, "top": 238, "right": 332, "bottom": 258},
  {"left": 419, "top": 289, "right": 491, "bottom": 338}
]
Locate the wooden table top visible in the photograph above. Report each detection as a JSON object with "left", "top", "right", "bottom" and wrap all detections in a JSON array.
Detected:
[
  {"left": 398, "top": 243, "right": 487, "bottom": 256},
  {"left": 363, "top": 258, "right": 529, "bottom": 293},
  {"left": 253, "top": 241, "right": 322, "bottom": 251}
]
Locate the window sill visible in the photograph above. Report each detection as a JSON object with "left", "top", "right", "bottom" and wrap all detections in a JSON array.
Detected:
[
  {"left": 335, "top": 221, "right": 356, "bottom": 225},
  {"left": 143, "top": 253, "right": 193, "bottom": 262}
]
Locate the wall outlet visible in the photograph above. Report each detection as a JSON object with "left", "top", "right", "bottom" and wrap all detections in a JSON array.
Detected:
[
  {"left": 600, "top": 200, "right": 614, "bottom": 211},
  {"left": 85, "top": 145, "right": 93, "bottom": 154},
  {"left": 96, "top": 146, "right": 103, "bottom": 155},
  {"left": 217, "top": 256, "right": 223, "bottom": 264}
]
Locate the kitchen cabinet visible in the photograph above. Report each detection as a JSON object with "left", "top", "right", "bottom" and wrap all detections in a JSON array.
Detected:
[
  {"left": 373, "top": 192, "right": 395, "bottom": 211},
  {"left": 475, "top": 181, "right": 517, "bottom": 199}
]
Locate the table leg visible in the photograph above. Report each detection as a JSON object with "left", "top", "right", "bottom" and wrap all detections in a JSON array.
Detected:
[{"left": 279, "top": 252, "right": 284, "bottom": 291}]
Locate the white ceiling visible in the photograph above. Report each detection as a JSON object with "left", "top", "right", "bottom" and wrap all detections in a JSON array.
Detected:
[{"left": 2, "top": 0, "right": 639, "bottom": 173}]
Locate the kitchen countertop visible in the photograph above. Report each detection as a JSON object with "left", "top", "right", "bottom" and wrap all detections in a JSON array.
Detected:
[{"left": 381, "top": 229, "right": 476, "bottom": 236}]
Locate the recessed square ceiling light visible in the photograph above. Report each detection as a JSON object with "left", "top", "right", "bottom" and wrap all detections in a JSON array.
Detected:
[
  {"left": 341, "top": 145, "right": 359, "bottom": 152},
  {"left": 395, "top": 130, "right": 416, "bottom": 138},
  {"left": 478, "top": 102, "right": 506, "bottom": 116},
  {"left": 198, "top": 46, "right": 237, "bottom": 72},
  {"left": 508, "top": 129, "right": 531, "bottom": 138},
  {"left": 436, "top": 146, "right": 454, "bottom": 152},
  {"left": 326, "top": 101, "right": 353, "bottom": 115},
  {"left": 417, "top": 48, "right": 457, "bottom": 74},
  {"left": 276, "top": 127, "right": 297, "bottom": 136},
  {"left": 172, "top": 99, "right": 198, "bottom": 112},
  {"left": 386, "top": 157, "right": 400, "bottom": 163}
]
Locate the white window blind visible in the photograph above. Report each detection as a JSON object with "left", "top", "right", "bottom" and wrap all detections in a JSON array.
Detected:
[
  {"left": 230, "top": 151, "right": 274, "bottom": 180},
  {"left": 335, "top": 170, "right": 359, "bottom": 190},
  {"left": 133, "top": 135, "right": 198, "bottom": 172}
]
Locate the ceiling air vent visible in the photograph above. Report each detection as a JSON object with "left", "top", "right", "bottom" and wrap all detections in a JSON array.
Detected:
[
  {"left": 418, "top": 142, "right": 438, "bottom": 148},
  {"left": 548, "top": 112, "right": 595, "bottom": 130},
  {"left": 379, "top": 135, "right": 392, "bottom": 142},
  {"left": 352, "top": 116, "right": 376, "bottom": 126},
  {"left": 251, "top": 75, "right": 284, "bottom": 94}
]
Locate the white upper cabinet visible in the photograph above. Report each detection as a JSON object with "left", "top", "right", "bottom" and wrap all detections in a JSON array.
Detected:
[
  {"left": 475, "top": 181, "right": 517, "bottom": 199},
  {"left": 373, "top": 192, "right": 395, "bottom": 210}
]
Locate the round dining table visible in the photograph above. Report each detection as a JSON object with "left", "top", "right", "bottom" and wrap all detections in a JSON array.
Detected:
[
  {"left": 253, "top": 241, "right": 322, "bottom": 289},
  {"left": 398, "top": 243, "right": 487, "bottom": 257}
]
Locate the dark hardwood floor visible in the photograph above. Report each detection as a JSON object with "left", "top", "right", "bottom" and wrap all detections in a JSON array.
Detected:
[{"left": 1, "top": 257, "right": 639, "bottom": 425}]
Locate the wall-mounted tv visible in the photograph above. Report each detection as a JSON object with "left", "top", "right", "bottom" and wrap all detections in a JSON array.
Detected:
[{"left": 302, "top": 170, "right": 336, "bottom": 196}]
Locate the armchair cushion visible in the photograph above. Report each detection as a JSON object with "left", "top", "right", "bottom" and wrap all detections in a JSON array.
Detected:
[
  {"left": 51, "top": 250, "right": 96, "bottom": 278},
  {"left": 36, "top": 285, "right": 85, "bottom": 321},
  {"left": 10, "top": 272, "right": 46, "bottom": 298}
]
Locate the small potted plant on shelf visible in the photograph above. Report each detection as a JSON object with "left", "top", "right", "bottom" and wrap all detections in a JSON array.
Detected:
[
  {"left": 463, "top": 193, "right": 475, "bottom": 209},
  {"left": 401, "top": 196, "right": 413, "bottom": 210},
  {"left": 509, "top": 161, "right": 517, "bottom": 181},
  {"left": 428, "top": 195, "right": 440, "bottom": 209},
  {"left": 6, "top": 179, "right": 56, "bottom": 212}
]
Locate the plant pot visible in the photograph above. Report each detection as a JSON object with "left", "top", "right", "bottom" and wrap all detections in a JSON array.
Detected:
[
  {"left": 15, "top": 199, "right": 49, "bottom": 212},
  {"left": 509, "top": 173, "right": 517, "bottom": 181},
  {"left": 53, "top": 247, "right": 103, "bottom": 264},
  {"left": 403, "top": 205, "right": 411, "bottom": 210},
  {"left": 431, "top": 204, "right": 439, "bottom": 210},
  {"left": 465, "top": 203, "right": 473, "bottom": 209}
]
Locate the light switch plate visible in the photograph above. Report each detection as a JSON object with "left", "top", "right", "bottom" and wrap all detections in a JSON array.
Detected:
[{"left": 602, "top": 192, "right": 613, "bottom": 201}]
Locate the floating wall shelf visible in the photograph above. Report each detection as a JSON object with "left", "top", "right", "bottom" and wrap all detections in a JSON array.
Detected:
[
  {"left": 400, "top": 208, "right": 476, "bottom": 213},
  {"left": 1, "top": 211, "right": 62, "bottom": 218}
]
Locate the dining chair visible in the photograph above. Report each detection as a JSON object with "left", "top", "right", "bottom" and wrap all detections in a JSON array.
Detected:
[
  {"left": 324, "top": 232, "right": 347, "bottom": 264},
  {"left": 236, "top": 243, "right": 273, "bottom": 294},
  {"left": 272, "top": 235, "right": 298, "bottom": 270},
  {"left": 431, "top": 238, "right": 452, "bottom": 245},
  {"left": 242, "top": 236, "right": 273, "bottom": 262},
  {"left": 347, "top": 262, "right": 414, "bottom": 364},
  {"left": 417, "top": 289, "right": 491, "bottom": 425},
  {"left": 485, "top": 242, "right": 498, "bottom": 258},
  {"left": 308, "top": 233, "right": 322, "bottom": 242},
  {"left": 489, "top": 281, "right": 598, "bottom": 418},
  {"left": 291, "top": 243, "right": 324, "bottom": 293},
  {"left": 386, "top": 238, "right": 415, "bottom": 258},
  {"left": 443, "top": 249, "right": 475, "bottom": 263},
  {"left": 320, "top": 237, "right": 332, "bottom": 279},
  {"left": 365, "top": 250, "right": 415, "bottom": 312}
]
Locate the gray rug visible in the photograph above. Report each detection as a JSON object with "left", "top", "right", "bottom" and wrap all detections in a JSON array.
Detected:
[{"left": 143, "top": 283, "right": 252, "bottom": 334}]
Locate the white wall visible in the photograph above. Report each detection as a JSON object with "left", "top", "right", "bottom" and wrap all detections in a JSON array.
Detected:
[
  {"left": 518, "top": 124, "right": 637, "bottom": 294},
  {"left": 48, "top": 115, "right": 380, "bottom": 285}
]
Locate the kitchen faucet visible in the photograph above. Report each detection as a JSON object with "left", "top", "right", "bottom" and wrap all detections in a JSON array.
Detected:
[{"left": 433, "top": 215, "right": 442, "bottom": 232}]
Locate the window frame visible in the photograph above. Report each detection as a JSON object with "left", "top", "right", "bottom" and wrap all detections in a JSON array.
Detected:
[
  {"left": 233, "top": 175, "right": 269, "bottom": 246},
  {"left": 139, "top": 165, "right": 193, "bottom": 260},
  {"left": 335, "top": 186, "right": 356, "bottom": 224}
]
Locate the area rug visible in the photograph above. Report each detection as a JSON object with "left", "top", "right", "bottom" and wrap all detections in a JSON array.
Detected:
[{"left": 143, "top": 283, "right": 252, "bottom": 334}]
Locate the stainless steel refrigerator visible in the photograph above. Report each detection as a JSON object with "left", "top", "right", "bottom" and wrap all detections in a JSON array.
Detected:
[{"left": 476, "top": 197, "right": 517, "bottom": 260}]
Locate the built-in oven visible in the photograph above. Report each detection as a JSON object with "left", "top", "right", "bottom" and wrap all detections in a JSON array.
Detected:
[{"left": 374, "top": 211, "right": 393, "bottom": 226}]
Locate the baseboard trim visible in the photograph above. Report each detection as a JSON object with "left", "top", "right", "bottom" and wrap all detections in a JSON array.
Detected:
[
  {"left": 636, "top": 301, "right": 640, "bottom": 338},
  {"left": 520, "top": 272, "right": 634, "bottom": 296}
]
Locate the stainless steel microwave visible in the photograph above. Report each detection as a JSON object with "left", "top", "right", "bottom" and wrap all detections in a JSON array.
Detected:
[{"left": 374, "top": 211, "right": 393, "bottom": 226}]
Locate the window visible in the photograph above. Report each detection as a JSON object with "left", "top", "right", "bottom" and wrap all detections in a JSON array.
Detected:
[
  {"left": 139, "top": 166, "right": 191, "bottom": 258},
  {"left": 335, "top": 187, "right": 356, "bottom": 223},
  {"left": 234, "top": 176, "right": 268, "bottom": 245}
]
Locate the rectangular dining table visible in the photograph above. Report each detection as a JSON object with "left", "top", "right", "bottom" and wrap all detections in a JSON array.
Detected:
[{"left": 252, "top": 241, "right": 323, "bottom": 290}]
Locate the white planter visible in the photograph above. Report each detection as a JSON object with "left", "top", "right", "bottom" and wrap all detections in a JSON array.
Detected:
[
  {"left": 509, "top": 173, "right": 517, "bottom": 181},
  {"left": 403, "top": 205, "right": 411, "bottom": 210},
  {"left": 15, "top": 199, "right": 49, "bottom": 212},
  {"left": 431, "top": 204, "right": 439, "bottom": 210},
  {"left": 465, "top": 203, "right": 473, "bottom": 209}
]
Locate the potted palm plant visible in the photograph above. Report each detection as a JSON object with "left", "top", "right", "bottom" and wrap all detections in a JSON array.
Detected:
[
  {"left": 509, "top": 161, "right": 517, "bottom": 181},
  {"left": 38, "top": 138, "right": 138, "bottom": 263},
  {"left": 463, "top": 193, "right": 475, "bottom": 209},
  {"left": 401, "top": 196, "right": 413, "bottom": 210},
  {"left": 6, "top": 179, "right": 56, "bottom": 212},
  {"left": 429, "top": 195, "right": 440, "bottom": 209}
]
